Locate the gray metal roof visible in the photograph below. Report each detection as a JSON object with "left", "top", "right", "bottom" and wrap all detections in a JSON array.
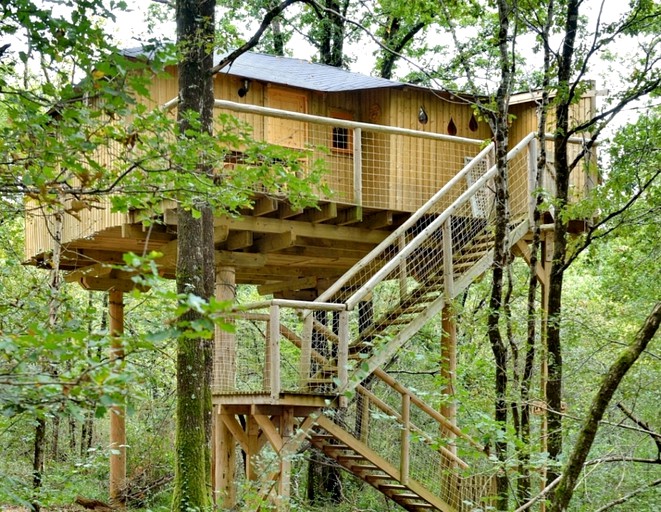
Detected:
[
  {"left": 217, "top": 52, "right": 404, "bottom": 92},
  {"left": 121, "top": 47, "right": 405, "bottom": 93}
]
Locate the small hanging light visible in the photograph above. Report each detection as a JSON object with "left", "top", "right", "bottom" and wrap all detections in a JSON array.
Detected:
[{"left": 418, "top": 106, "right": 428, "bottom": 125}]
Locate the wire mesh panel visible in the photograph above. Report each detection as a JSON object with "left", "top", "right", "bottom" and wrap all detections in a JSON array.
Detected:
[
  {"left": 212, "top": 302, "right": 347, "bottom": 396},
  {"left": 213, "top": 100, "right": 486, "bottom": 213},
  {"left": 315, "top": 368, "right": 497, "bottom": 511}
]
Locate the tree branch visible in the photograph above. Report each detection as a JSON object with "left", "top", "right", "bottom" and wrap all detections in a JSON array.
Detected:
[
  {"left": 549, "top": 302, "right": 661, "bottom": 512},
  {"left": 593, "top": 478, "right": 661, "bottom": 512},
  {"left": 617, "top": 402, "right": 661, "bottom": 453}
]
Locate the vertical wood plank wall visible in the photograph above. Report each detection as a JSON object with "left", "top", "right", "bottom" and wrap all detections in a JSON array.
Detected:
[{"left": 24, "top": 64, "right": 597, "bottom": 262}]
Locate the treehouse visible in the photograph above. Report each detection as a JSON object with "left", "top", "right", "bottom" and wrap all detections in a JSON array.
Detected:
[{"left": 25, "top": 52, "right": 598, "bottom": 511}]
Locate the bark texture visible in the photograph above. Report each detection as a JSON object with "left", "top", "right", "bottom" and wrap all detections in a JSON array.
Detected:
[
  {"left": 546, "top": 0, "right": 580, "bottom": 485},
  {"left": 172, "top": 1, "right": 215, "bottom": 510}
]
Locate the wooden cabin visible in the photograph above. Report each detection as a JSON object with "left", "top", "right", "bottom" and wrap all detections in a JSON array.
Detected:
[{"left": 24, "top": 52, "right": 598, "bottom": 511}]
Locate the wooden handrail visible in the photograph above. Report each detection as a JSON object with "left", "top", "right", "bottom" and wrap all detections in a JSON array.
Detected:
[
  {"left": 345, "top": 132, "right": 535, "bottom": 310},
  {"left": 373, "top": 368, "right": 487, "bottom": 454},
  {"left": 355, "top": 384, "right": 470, "bottom": 469}
]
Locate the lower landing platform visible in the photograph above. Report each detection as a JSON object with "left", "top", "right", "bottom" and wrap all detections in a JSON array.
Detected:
[{"left": 212, "top": 393, "right": 334, "bottom": 508}]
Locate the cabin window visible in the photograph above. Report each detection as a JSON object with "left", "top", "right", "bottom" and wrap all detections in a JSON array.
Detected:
[{"left": 330, "top": 109, "right": 353, "bottom": 153}]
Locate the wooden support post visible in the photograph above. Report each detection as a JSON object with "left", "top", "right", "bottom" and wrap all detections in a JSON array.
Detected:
[
  {"left": 246, "top": 414, "right": 260, "bottom": 481},
  {"left": 214, "top": 267, "right": 236, "bottom": 508},
  {"left": 440, "top": 304, "right": 457, "bottom": 456},
  {"left": 268, "top": 305, "right": 281, "bottom": 400},
  {"left": 108, "top": 290, "right": 126, "bottom": 506},
  {"left": 299, "top": 312, "right": 313, "bottom": 389},
  {"left": 442, "top": 220, "right": 454, "bottom": 297},
  {"left": 401, "top": 393, "right": 410, "bottom": 485},
  {"left": 353, "top": 127, "right": 362, "bottom": 205},
  {"left": 337, "top": 310, "right": 349, "bottom": 408},
  {"left": 277, "top": 407, "right": 295, "bottom": 509}
]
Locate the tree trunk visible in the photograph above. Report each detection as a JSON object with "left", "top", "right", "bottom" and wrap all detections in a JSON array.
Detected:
[
  {"left": 546, "top": 0, "right": 580, "bottom": 486},
  {"left": 549, "top": 303, "right": 661, "bottom": 512},
  {"left": 172, "top": 1, "right": 215, "bottom": 510},
  {"left": 31, "top": 417, "right": 46, "bottom": 512},
  {"left": 485, "top": 1, "right": 514, "bottom": 508},
  {"left": 318, "top": 0, "right": 346, "bottom": 67}
]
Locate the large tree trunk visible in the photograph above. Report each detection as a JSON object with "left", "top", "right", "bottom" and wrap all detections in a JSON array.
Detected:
[
  {"left": 548, "top": 303, "right": 661, "bottom": 512},
  {"left": 546, "top": 0, "right": 580, "bottom": 486},
  {"left": 172, "top": 1, "right": 215, "bottom": 511}
]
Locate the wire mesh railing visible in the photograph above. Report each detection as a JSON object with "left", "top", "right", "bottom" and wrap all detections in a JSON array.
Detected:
[
  {"left": 318, "top": 367, "right": 497, "bottom": 511},
  {"left": 213, "top": 99, "right": 486, "bottom": 213}
]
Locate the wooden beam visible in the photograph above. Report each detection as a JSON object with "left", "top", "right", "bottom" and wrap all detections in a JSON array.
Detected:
[
  {"left": 252, "top": 413, "right": 283, "bottom": 452},
  {"left": 257, "top": 276, "right": 318, "bottom": 296},
  {"left": 255, "top": 231, "right": 297, "bottom": 253},
  {"left": 214, "top": 225, "right": 230, "bottom": 244},
  {"left": 334, "top": 206, "right": 363, "bottom": 226},
  {"left": 300, "top": 202, "right": 337, "bottom": 223},
  {"left": 220, "top": 414, "right": 249, "bottom": 453},
  {"left": 278, "top": 204, "right": 304, "bottom": 219},
  {"left": 65, "top": 263, "right": 113, "bottom": 283},
  {"left": 274, "top": 290, "right": 318, "bottom": 301},
  {"left": 79, "top": 277, "right": 147, "bottom": 293},
  {"left": 363, "top": 211, "right": 394, "bottom": 230},
  {"left": 225, "top": 231, "right": 253, "bottom": 251},
  {"left": 215, "top": 250, "right": 267, "bottom": 268},
  {"left": 513, "top": 239, "right": 548, "bottom": 287},
  {"left": 252, "top": 197, "right": 278, "bottom": 217},
  {"left": 214, "top": 215, "right": 389, "bottom": 244}
]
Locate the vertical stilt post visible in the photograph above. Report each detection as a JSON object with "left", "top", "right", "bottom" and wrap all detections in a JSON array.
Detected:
[
  {"left": 277, "top": 407, "right": 295, "bottom": 510},
  {"left": 109, "top": 290, "right": 126, "bottom": 506},
  {"left": 214, "top": 267, "right": 236, "bottom": 508},
  {"left": 440, "top": 304, "right": 457, "bottom": 455}
]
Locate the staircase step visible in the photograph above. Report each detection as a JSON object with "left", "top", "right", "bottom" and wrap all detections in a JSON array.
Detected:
[
  {"left": 379, "top": 483, "right": 407, "bottom": 490},
  {"left": 334, "top": 453, "right": 364, "bottom": 460},
  {"left": 392, "top": 493, "right": 421, "bottom": 500}
]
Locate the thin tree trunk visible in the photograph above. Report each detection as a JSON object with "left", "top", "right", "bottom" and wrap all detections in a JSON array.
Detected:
[
  {"left": 486, "top": 1, "right": 514, "bottom": 507},
  {"left": 549, "top": 303, "right": 661, "bottom": 512},
  {"left": 546, "top": 0, "right": 580, "bottom": 486},
  {"left": 32, "top": 418, "right": 46, "bottom": 512},
  {"left": 519, "top": 2, "right": 554, "bottom": 501}
]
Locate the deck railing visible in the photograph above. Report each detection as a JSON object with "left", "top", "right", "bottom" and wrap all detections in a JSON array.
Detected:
[{"left": 213, "top": 99, "right": 486, "bottom": 213}]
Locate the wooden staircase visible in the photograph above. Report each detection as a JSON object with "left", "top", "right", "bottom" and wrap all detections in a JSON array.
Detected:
[
  {"left": 310, "top": 415, "right": 454, "bottom": 512},
  {"left": 223, "top": 134, "right": 539, "bottom": 510}
]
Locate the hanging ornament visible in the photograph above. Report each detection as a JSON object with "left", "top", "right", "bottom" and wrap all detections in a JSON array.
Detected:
[
  {"left": 418, "top": 106, "right": 428, "bottom": 125},
  {"left": 469, "top": 112, "right": 479, "bottom": 132},
  {"left": 447, "top": 117, "right": 457, "bottom": 136}
]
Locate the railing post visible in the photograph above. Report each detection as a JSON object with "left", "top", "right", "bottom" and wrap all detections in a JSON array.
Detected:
[
  {"left": 401, "top": 392, "right": 410, "bottom": 485},
  {"left": 268, "top": 305, "right": 280, "bottom": 401},
  {"left": 442, "top": 220, "right": 454, "bottom": 298},
  {"left": 299, "top": 311, "right": 313, "bottom": 389},
  {"left": 337, "top": 310, "right": 349, "bottom": 408},
  {"left": 398, "top": 235, "right": 408, "bottom": 299},
  {"left": 353, "top": 127, "right": 362, "bottom": 205},
  {"left": 528, "top": 137, "right": 538, "bottom": 224}
]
